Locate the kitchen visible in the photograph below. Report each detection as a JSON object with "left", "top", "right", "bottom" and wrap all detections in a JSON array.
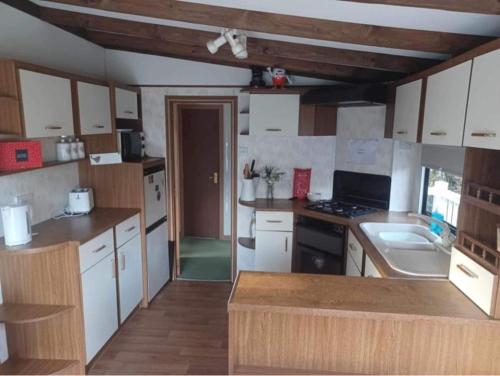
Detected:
[{"left": 0, "top": 1, "right": 500, "bottom": 375}]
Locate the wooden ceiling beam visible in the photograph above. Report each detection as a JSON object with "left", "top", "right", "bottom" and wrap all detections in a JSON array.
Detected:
[
  {"left": 343, "top": 1, "right": 500, "bottom": 15},
  {"left": 42, "top": 0, "right": 492, "bottom": 54},
  {"left": 85, "top": 30, "right": 405, "bottom": 83},
  {"left": 39, "top": 7, "right": 438, "bottom": 74}
]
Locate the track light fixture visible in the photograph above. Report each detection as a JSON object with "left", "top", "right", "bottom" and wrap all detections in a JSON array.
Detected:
[{"left": 206, "top": 29, "right": 248, "bottom": 59}]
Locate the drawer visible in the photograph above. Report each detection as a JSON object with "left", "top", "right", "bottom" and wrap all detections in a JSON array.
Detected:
[
  {"left": 449, "top": 247, "right": 497, "bottom": 315},
  {"left": 347, "top": 230, "right": 363, "bottom": 271},
  {"left": 256, "top": 211, "right": 293, "bottom": 232},
  {"left": 115, "top": 214, "right": 141, "bottom": 248},
  {"left": 79, "top": 229, "right": 115, "bottom": 273}
]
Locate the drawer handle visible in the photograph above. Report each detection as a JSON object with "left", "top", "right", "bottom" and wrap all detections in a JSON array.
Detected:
[
  {"left": 45, "top": 125, "right": 62, "bottom": 130},
  {"left": 266, "top": 220, "right": 283, "bottom": 223},
  {"left": 430, "top": 131, "right": 447, "bottom": 136},
  {"left": 456, "top": 263, "right": 478, "bottom": 279},
  {"left": 265, "top": 128, "right": 282, "bottom": 132},
  {"left": 396, "top": 130, "right": 408, "bottom": 135},
  {"left": 93, "top": 124, "right": 105, "bottom": 129},
  {"left": 125, "top": 225, "right": 136, "bottom": 232},
  {"left": 348, "top": 243, "right": 357, "bottom": 252},
  {"left": 124, "top": 110, "right": 134, "bottom": 114},
  {"left": 92, "top": 245, "right": 107, "bottom": 254},
  {"left": 471, "top": 132, "right": 496, "bottom": 138}
]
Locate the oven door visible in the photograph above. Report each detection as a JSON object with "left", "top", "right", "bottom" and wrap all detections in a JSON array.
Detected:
[{"left": 298, "top": 245, "right": 343, "bottom": 275}]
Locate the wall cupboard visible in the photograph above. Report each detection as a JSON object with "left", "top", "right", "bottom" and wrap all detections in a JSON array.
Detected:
[
  {"left": 249, "top": 94, "right": 300, "bottom": 136},
  {"left": 463, "top": 49, "right": 500, "bottom": 150},
  {"left": 115, "top": 87, "right": 139, "bottom": 120},
  {"left": 422, "top": 61, "right": 472, "bottom": 147},
  {"left": 393, "top": 79, "right": 422, "bottom": 143},
  {"left": 19, "top": 69, "right": 74, "bottom": 138},
  {"left": 77, "top": 81, "right": 112, "bottom": 135}
]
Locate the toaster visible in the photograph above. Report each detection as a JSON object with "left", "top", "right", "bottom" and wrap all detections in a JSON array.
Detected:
[{"left": 68, "top": 188, "right": 94, "bottom": 214}]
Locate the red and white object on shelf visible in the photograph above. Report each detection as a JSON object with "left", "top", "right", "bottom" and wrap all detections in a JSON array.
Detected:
[
  {"left": 0, "top": 140, "right": 42, "bottom": 172},
  {"left": 293, "top": 168, "right": 312, "bottom": 200}
]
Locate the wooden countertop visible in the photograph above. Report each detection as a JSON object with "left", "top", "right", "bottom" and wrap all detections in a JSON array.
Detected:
[
  {"left": 239, "top": 199, "right": 432, "bottom": 278},
  {"left": 229, "top": 271, "right": 489, "bottom": 322},
  {"left": 0, "top": 207, "right": 140, "bottom": 254}
]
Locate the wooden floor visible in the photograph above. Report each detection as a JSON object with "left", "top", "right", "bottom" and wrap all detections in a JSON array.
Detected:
[{"left": 89, "top": 280, "right": 233, "bottom": 375}]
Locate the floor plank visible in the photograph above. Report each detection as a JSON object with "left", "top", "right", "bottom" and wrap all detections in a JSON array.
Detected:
[{"left": 89, "top": 280, "right": 233, "bottom": 375}]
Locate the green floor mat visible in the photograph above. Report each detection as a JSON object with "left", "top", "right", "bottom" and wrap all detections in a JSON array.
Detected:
[{"left": 179, "top": 237, "right": 231, "bottom": 281}]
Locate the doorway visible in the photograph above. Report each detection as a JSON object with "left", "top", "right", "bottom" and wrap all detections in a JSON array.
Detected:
[{"left": 166, "top": 97, "right": 237, "bottom": 282}]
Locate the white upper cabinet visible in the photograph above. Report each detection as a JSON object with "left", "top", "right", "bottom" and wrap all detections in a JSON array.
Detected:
[
  {"left": 19, "top": 69, "right": 74, "bottom": 138},
  {"left": 250, "top": 94, "right": 300, "bottom": 136},
  {"left": 422, "top": 61, "right": 472, "bottom": 146},
  {"left": 115, "top": 88, "right": 139, "bottom": 119},
  {"left": 463, "top": 49, "right": 500, "bottom": 150},
  {"left": 393, "top": 79, "right": 422, "bottom": 143},
  {"left": 77, "top": 82, "right": 112, "bottom": 135}
]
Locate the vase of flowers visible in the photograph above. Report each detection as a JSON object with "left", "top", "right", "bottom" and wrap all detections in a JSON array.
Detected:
[{"left": 261, "top": 166, "right": 285, "bottom": 200}]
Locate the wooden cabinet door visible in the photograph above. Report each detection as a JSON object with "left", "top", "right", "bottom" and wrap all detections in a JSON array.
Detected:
[
  {"left": 250, "top": 94, "right": 299, "bottom": 136},
  {"left": 346, "top": 251, "right": 361, "bottom": 277},
  {"left": 78, "top": 81, "right": 112, "bottom": 135},
  {"left": 422, "top": 61, "right": 472, "bottom": 146},
  {"left": 115, "top": 88, "right": 138, "bottom": 119},
  {"left": 463, "top": 49, "right": 500, "bottom": 150},
  {"left": 19, "top": 69, "right": 74, "bottom": 138},
  {"left": 255, "top": 231, "right": 292, "bottom": 272},
  {"left": 81, "top": 252, "right": 119, "bottom": 364},
  {"left": 393, "top": 79, "right": 422, "bottom": 143},
  {"left": 364, "top": 255, "right": 382, "bottom": 278},
  {"left": 118, "top": 234, "right": 143, "bottom": 323}
]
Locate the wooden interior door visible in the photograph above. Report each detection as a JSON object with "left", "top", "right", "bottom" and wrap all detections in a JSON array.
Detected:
[{"left": 180, "top": 106, "right": 221, "bottom": 238}]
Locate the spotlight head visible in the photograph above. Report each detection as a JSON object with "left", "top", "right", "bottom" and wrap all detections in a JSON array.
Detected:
[{"left": 206, "top": 34, "right": 227, "bottom": 54}]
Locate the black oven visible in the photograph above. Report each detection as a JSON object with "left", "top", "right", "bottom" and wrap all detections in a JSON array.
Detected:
[
  {"left": 295, "top": 216, "right": 345, "bottom": 275},
  {"left": 118, "top": 131, "right": 144, "bottom": 162}
]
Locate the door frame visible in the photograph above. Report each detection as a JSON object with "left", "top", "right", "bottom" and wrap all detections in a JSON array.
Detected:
[{"left": 166, "top": 96, "right": 238, "bottom": 281}]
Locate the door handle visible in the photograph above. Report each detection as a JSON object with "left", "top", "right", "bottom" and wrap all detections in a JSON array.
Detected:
[
  {"left": 285, "top": 236, "right": 288, "bottom": 253},
  {"left": 121, "top": 253, "right": 126, "bottom": 271},
  {"left": 209, "top": 172, "right": 219, "bottom": 184},
  {"left": 111, "top": 258, "right": 116, "bottom": 279}
]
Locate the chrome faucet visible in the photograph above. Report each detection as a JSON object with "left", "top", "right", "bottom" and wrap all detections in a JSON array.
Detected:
[{"left": 408, "top": 213, "right": 454, "bottom": 248}]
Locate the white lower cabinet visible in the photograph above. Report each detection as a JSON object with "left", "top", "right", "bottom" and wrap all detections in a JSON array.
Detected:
[
  {"left": 81, "top": 252, "right": 119, "bottom": 364},
  {"left": 364, "top": 254, "right": 382, "bottom": 278},
  {"left": 255, "top": 230, "right": 293, "bottom": 273},
  {"left": 346, "top": 252, "right": 361, "bottom": 277},
  {"left": 117, "top": 234, "right": 143, "bottom": 323}
]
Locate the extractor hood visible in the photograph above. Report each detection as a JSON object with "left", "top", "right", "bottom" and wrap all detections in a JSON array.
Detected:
[{"left": 301, "top": 84, "right": 388, "bottom": 107}]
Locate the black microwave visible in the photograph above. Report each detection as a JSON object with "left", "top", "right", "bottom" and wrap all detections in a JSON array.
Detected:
[{"left": 118, "top": 131, "right": 145, "bottom": 162}]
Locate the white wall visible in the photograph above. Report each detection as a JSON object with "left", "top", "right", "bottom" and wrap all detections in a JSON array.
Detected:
[{"left": 0, "top": 3, "right": 106, "bottom": 78}]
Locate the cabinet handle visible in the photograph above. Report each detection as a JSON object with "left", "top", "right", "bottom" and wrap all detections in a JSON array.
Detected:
[
  {"left": 45, "top": 125, "right": 62, "bottom": 130},
  {"left": 285, "top": 236, "right": 288, "bottom": 253},
  {"left": 93, "top": 124, "right": 105, "bottom": 129},
  {"left": 456, "top": 263, "right": 478, "bottom": 278},
  {"left": 266, "top": 220, "right": 283, "bottom": 223},
  {"left": 396, "top": 130, "right": 408, "bottom": 135},
  {"left": 125, "top": 225, "right": 136, "bottom": 232},
  {"left": 265, "top": 128, "right": 282, "bottom": 132},
  {"left": 471, "top": 132, "right": 496, "bottom": 138},
  {"left": 124, "top": 110, "right": 134, "bottom": 114},
  {"left": 430, "top": 131, "right": 447, "bottom": 136},
  {"left": 111, "top": 258, "right": 116, "bottom": 279},
  {"left": 348, "top": 243, "right": 356, "bottom": 252},
  {"left": 121, "top": 253, "right": 126, "bottom": 271},
  {"left": 92, "top": 245, "right": 107, "bottom": 254}
]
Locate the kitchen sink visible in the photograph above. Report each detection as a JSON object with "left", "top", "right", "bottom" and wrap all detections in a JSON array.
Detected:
[{"left": 359, "top": 222, "right": 451, "bottom": 278}]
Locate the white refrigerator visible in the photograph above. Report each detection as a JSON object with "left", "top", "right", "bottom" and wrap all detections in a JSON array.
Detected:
[{"left": 144, "top": 168, "right": 170, "bottom": 302}]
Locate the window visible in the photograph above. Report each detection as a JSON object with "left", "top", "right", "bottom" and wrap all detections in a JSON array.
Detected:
[{"left": 421, "top": 167, "right": 462, "bottom": 231}]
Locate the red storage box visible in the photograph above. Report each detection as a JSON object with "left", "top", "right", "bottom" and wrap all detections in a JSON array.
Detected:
[{"left": 0, "top": 140, "right": 42, "bottom": 172}]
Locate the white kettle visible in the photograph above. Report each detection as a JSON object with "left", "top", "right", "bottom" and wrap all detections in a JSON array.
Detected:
[{"left": 1, "top": 204, "right": 32, "bottom": 246}]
